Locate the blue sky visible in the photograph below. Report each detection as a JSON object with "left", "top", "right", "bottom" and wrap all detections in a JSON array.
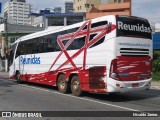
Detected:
[{"left": 0, "top": 0, "right": 160, "bottom": 24}]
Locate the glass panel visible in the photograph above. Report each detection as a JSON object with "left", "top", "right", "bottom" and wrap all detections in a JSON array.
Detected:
[{"left": 117, "top": 16, "right": 152, "bottom": 39}]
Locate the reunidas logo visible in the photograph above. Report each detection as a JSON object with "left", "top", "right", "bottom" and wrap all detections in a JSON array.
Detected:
[
  {"left": 20, "top": 55, "right": 41, "bottom": 64},
  {"left": 118, "top": 21, "right": 151, "bottom": 33}
]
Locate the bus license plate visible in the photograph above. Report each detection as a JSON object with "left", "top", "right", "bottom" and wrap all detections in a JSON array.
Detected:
[{"left": 132, "top": 83, "right": 139, "bottom": 88}]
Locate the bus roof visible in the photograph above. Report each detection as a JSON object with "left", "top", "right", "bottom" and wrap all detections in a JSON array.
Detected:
[
  {"left": 13, "top": 15, "right": 117, "bottom": 44},
  {"left": 13, "top": 15, "right": 149, "bottom": 45}
]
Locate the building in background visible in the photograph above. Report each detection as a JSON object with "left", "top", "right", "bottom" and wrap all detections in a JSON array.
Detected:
[
  {"left": 74, "top": 0, "right": 101, "bottom": 12},
  {"left": 108, "top": 0, "right": 131, "bottom": 4},
  {"left": 28, "top": 13, "right": 44, "bottom": 27},
  {"left": 0, "top": 23, "right": 44, "bottom": 50},
  {"left": 29, "top": 12, "right": 85, "bottom": 28},
  {"left": 65, "top": 1, "right": 74, "bottom": 13},
  {"left": 28, "top": 8, "right": 61, "bottom": 27},
  {"left": 4, "top": 0, "right": 32, "bottom": 25},
  {"left": 0, "top": 22, "right": 44, "bottom": 71},
  {"left": 86, "top": 0, "right": 131, "bottom": 20},
  {"left": 40, "top": 7, "right": 62, "bottom": 14},
  {"left": 52, "top": 7, "right": 62, "bottom": 13}
]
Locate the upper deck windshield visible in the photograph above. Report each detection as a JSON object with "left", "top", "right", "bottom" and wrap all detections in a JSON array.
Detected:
[{"left": 116, "top": 16, "right": 152, "bottom": 39}]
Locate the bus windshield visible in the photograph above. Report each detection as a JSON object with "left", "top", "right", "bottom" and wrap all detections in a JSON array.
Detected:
[
  {"left": 8, "top": 43, "right": 17, "bottom": 67},
  {"left": 116, "top": 16, "right": 152, "bottom": 39}
]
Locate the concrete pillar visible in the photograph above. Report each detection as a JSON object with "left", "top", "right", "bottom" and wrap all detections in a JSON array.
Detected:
[
  {"left": 64, "top": 17, "right": 67, "bottom": 26},
  {"left": 5, "top": 59, "right": 8, "bottom": 72},
  {"left": 44, "top": 17, "right": 48, "bottom": 28},
  {"left": 1, "top": 37, "right": 5, "bottom": 57},
  {"left": 83, "top": 16, "right": 85, "bottom": 21}
]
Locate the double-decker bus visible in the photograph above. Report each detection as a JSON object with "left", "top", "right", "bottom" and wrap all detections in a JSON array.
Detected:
[{"left": 9, "top": 15, "right": 152, "bottom": 96}]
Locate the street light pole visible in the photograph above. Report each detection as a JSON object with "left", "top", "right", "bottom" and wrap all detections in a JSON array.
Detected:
[
  {"left": 0, "top": 16, "right": 8, "bottom": 71},
  {"left": 4, "top": 14, "right": 8, "bottom": 72}
]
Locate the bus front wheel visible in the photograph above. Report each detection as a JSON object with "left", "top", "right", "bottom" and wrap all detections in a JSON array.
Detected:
[
  {"left": 16, "top": 71, "right": 22, "bottom": 84},
  {"left": 57, "top": 74, "right": 68, "bottom": 94},
  {"left": 71, "top": 76, "right": 83, "bottom": 96}
]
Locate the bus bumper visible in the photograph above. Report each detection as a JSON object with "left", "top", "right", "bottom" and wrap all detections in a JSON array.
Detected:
[{"left": 107, "top": 78, "right": 152, "bottom": 93}]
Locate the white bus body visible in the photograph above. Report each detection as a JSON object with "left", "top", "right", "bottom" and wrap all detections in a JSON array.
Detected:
[{"left": 9, "top": 15, "right": 152, "bottom": 96}]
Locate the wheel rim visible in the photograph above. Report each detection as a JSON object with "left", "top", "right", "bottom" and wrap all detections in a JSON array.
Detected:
[
  {"left": 59, "top": 79, "right": 65, "bottom": 90},
  {"left": 72, "top": 80, "right": 80, "bottom": 92},
  {"left": 17, "top": 74, "right": 20, "bottom": 80}
]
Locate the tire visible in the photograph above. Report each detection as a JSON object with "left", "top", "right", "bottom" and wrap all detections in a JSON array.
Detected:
[
  {"left": 57, "top": 74, "right": 68, "bottom": 94},
  {"left": 71, "top": 76, "right": 83, "bottom": 96},
  {"left": 16, "top": 71, "right": 22, "bottom": 84}
]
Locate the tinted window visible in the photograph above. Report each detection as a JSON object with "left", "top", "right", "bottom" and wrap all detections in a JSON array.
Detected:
[
  {"left": 16, "top": 42, "right": 26, "bottom": 58},
  {"left": 44, "top": 35, "right": 56, "bottom": 52},
  {"left": 117, "top": 16, "right": 152, "bottom": 39},
  {"left": 15, "top": 25, "right": 106, "bottom": 58},
  {"left": 9, "top": 43, "right": 17, "bottom": 67},
  {"left": 83, "top": 25, "right": 88, "bottom": 30},
  {"left": 67, "top": 36, "right": 86, "bottom": 50},
  {"left": 24, "top": 37, "right": 44, "bottom": 55},
  {"left": 91, "top": 21, "right": 108, "bottom": 28},
  {"left": 89, "top": 34, "right": 97, "bottom": 41},
  {"left": 90, "top": 37, "right": 105, "bottom": 48}
]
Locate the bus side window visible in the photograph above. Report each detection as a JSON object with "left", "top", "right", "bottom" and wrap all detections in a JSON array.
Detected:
[
  {"left": 44, "top": 36, "right": 54, "bottom": 52},
  {"left": 46, "top": 32, "right": 65, "bottom": 52},
  {"left": 16, "top": 42, "right": 25, "bottom": 58},
  {"left": 67, "top": 36, "right": 85, "bottom": 50},
  {"left": 25, "top": 40, "right": 32, "bottom": 54},
  {"left": 91, "top": 21, "right": 108, "bottom": 28},
  {"left": 55, "top": 41, "right": 61, "bottom": 51},
  {"left": 54, "top": 33, "right": 62, "bottom": 51},
  {"left": 47, "top": 38, "right": 54, "bottom": 52},
  {"left": 90, "top": 37, "right": 105, "bottom": 48},
  {"left": 38, "top": 37, "right": 44, "bottom": 53}
]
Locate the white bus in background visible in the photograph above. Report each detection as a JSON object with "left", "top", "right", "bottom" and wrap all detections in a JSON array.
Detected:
[{"left": 9, "top": 15, "right": 152, "bottom": 96}]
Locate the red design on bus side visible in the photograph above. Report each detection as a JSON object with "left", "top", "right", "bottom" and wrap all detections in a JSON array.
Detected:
[{"left": 49, "top": 20, "right": 116, "bottom": 72}]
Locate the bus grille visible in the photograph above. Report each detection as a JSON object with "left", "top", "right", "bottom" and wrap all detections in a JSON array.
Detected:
[{"left": 120, "top": 48, "right": 149, "bottom": 56}]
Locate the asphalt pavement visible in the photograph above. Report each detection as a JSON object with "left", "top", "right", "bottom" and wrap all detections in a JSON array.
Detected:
[{"left": 0, "top": 72, "right": 160, "bottom": 120}]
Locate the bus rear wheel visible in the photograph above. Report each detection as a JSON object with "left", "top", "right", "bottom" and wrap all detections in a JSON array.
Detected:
[
  {"left": 71, "top": 76, "right": 83, "bottom": 96},
  {"left": 57, "top": 74, "right": 68, "bottom": 94},
  {"left": 16, "top": 71, "right": 22, "bottom": 84}
]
